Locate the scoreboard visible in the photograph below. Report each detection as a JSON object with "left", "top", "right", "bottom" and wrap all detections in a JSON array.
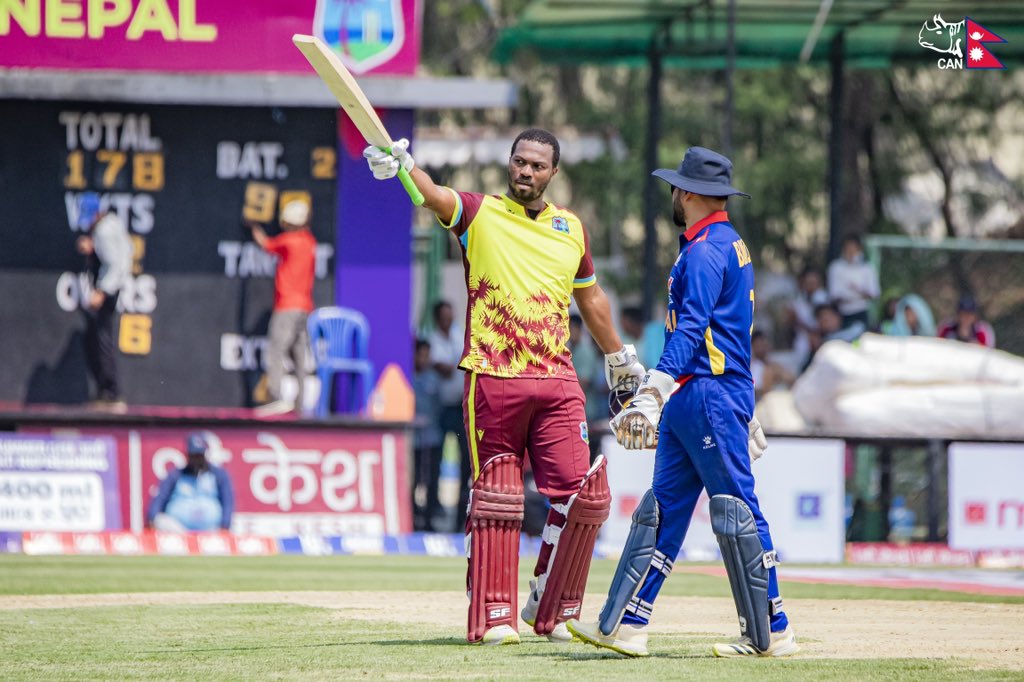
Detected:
[{"left": 0, "top": 99, "right": 338, "bottom": 407}]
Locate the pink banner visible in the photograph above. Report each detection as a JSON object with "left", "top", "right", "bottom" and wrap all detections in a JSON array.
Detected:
[
  {"left": 21, "top": 530, "right": 278, "bottom": 556},
  {"left": 70, "top": 426, "right": 411, "bottom": 537},
  {"left": 0, "top": 0, "right": 419, "bottom": 74}
]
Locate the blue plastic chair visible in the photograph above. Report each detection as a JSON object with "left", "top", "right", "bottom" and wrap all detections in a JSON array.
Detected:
[{"left": 307, "top": 307, "right": 374, "bottom": 417}]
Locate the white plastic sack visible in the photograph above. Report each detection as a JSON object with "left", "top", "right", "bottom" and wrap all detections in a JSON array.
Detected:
[{"left": 792, "top": 334, "right": 1024, "bottom": 438}]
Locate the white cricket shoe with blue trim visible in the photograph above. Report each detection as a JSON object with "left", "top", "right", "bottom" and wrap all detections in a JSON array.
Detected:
[
  {"left": 566, "top": 619, "right": 649, "bottom": 657},
  {"left": 712, "top": 626, "right": 799, "bottom": 657}
]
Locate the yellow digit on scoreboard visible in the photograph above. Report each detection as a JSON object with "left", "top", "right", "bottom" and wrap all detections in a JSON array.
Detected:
[
  {"left": 97, "top": 150, "right": 127, "bottom": 188},
  {"left": 64, "top": 151, "right": 87, "bottom": 189},
  {"left": 311, "top": 146, "right": 337, "bottom": 179},
  {"left": 243, "top": 182, "right": 278, "bottom": 223},
  {"left": 133, "top": 152, "right": 165, "bottom": 191},
  {"left": 119, "top": 314, "right": 152, "bottom": 355}
]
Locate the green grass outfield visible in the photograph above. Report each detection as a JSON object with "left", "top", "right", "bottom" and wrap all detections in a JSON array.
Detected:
[{"left": 1, "top": 555, "right": 1022, "bottom": 681}]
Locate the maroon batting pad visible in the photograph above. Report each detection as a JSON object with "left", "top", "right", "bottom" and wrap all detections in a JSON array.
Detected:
[
  {"left": 533, "top": 455, "right": 611, "bottom": 635},
  {"left": 466, "top": 454, "right": 524, "bottom": 642}
]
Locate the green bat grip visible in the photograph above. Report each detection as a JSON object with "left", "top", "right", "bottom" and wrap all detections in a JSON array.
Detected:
[
  {"left": 397, "top": 166, "right": 425, "bottom": 206},
  {"left": 382, "top": 145, "right": 424, "bottom": 205}
]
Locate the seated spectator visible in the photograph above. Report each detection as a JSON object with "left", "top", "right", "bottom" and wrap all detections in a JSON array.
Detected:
[
  {"left": 875, "top": 296, "right": 900, "bottom": 334},
  {"left": 750, "top": 330, "right": 795, "bottom": 401},
  {"left": 815, "top": 302, "right": 866, "bottom": 344},
  {"left": 788, "top": 266, "right": 830, "bottom": 366},
  {"left": 827, "top": 235, "right": 880, "bottom": 328},
  {"left": 884, "top": 294, "right": 936, "bottom": 337},
  {"left": 937, "top": 296, "right": 995, "bottom": 348},
  {"left": 412, "top": 338, "right": 443, "bottom": 531},
  {"left": 147, "top": 433, "right": 234, "bottom": 532}
]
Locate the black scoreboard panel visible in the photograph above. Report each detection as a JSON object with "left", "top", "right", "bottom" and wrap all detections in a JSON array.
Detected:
[{"left": 0, "top": 100, "right": 337, "bottom": 407}]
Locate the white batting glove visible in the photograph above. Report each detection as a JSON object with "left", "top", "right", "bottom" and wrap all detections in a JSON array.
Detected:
[
  {"left": 362, "top": 138, "right": 415, "bottom": 180},
  {"left": 604, "top": 344, "right": 646, "bottom": 394},
  {"left": 611, "top": 369, "right": 677, "bottom": 450},
  {"left": 748, "top": 416, "right": 767, "bottom": 461}
]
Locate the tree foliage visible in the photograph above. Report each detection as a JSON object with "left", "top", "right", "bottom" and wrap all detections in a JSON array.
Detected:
[{"left": 418, "top": 1, "right": 1024, "bottom": 348}]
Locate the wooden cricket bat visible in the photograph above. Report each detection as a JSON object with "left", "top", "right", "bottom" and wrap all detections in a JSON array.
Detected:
[{"left": 292, "top": 34, "right": 424, "bottom": 206}]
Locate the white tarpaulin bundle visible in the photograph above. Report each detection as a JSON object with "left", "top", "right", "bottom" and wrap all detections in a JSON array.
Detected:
[{"left": 792, "top": 334, "right": 1024, "bottom": 438}]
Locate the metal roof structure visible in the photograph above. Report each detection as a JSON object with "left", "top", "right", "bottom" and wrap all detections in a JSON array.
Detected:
[
  {"left": 496, "top": 1, "right": 1024, "bottom": 315},
  {"left": 496, "top": 0, "right": 1024, "bottom": 67}
]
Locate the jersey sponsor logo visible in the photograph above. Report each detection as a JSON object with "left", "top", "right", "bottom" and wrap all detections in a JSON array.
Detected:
[
  {"left": 551, "top": 216, "right": 570, "bottom": 233},
  {"left": 477, "top": 429, "right": 485, "bottom": 441},
  {"left": 702, "top": 435, "right": 716, "bottom": 450}
]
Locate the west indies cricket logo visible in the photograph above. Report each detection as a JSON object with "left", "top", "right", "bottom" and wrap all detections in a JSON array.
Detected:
[
  {"left": 314, "top": 0, "right": 405, "bottom": 74},
  {"left": 918, "top": 14, "right": 1007, "bottom": 70}
]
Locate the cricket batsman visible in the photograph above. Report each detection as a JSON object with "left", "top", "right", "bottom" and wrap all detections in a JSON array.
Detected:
[
  {"left": 364, "top": 129, "right": 645, "bottom": 645},
  {"left": 567, "top": 147, "right": 799, "bottom": 658}
]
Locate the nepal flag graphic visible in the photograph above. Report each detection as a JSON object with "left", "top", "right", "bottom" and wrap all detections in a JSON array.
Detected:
[{"left": 965, "top": 18, "right": 1007, "bottom": 69}]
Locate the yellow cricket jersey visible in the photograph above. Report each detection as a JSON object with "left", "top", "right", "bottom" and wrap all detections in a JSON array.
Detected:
[{"left": 440, "top": 190, "right": 597, "bottom": 379}]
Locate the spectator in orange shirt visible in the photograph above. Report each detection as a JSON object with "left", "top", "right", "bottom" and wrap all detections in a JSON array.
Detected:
[{"left": 248, "top": 200, "right": 317, "bottom": 415}]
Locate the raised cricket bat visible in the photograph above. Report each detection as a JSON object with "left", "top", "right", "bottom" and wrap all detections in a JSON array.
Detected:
[{"left": 292, "top": 34, "right": 424, "bottom": 206}]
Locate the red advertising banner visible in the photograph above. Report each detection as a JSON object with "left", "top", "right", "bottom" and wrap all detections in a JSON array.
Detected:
[
  {"left": 0, "top": 0, "right": 419, "bottom": 74},
  {"left": 69, "top": 426, "right": 411, "bottom": 537},
  {"left": 21, "top": 529, "right": 278, "bottom": 556}
]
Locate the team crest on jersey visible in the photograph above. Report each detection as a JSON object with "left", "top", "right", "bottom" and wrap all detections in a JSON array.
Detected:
[
  {"left": 314, "top": 0, "right": 405, "bottom": 74},
  {"left": 552, "top": 216, "right": 570, "bottom": 234},
  {"left": 579, "top": 421, "right": 589, "bottom": 443}
]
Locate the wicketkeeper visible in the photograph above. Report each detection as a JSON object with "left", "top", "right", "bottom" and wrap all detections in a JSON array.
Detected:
[
  {"left": 365, "top": 129, "right": 645, "bottom": 645},
  {"left": 567, "top": 147, "right": 799, "bottom": 658}
]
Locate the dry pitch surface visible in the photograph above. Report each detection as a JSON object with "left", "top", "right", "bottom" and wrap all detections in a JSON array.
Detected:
[{"left": 2, "top": 591, "right": 1021, "bottom": 669}]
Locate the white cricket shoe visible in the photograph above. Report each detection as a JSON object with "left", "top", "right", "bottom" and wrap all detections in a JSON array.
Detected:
[
  {"left": 712, "top": 626, "right": 799, "bottom": 658},
  {"left": 520, "top": 579, "right": 574, "bottom": 643},
  {"left": 566, "top": 619, "right": 649, "bottom": 657},
  {"left": 480, "top": 624, "right": 520, "bottom": 646}
]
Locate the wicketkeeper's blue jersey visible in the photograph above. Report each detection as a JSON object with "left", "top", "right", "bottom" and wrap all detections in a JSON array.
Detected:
[{"left": 655, "top": 210, "right": 755, "bottom": 384}]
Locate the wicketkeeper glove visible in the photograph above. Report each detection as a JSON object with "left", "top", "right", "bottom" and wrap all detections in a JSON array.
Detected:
[
  {"left": 362, "top": 138, "right": 415, "bottom": 180},
  {"left": 604, "top": 344, "right": 646, "bottom": 393},
  {"left": 748, "top": 416, "right": 768, "bottom": 461},
  {"left": 611, "top": 369, "right": 677, "bottom": 450}
]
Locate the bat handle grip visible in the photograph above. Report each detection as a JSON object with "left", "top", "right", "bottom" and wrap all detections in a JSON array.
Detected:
[{"left": 397, "top": 167, "right": 425, "bottom": 206}]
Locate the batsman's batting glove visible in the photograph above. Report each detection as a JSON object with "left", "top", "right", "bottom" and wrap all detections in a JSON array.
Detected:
[
  {"left": 611, "top": 369, "right": 677, "bottom": 450},
  {"left": 362, "top": 138, "right": 415, "bottom": 180},
  {"left": 748, "top": 416, "right": 768, "bottom": 461},
  {"left": 604, "top": 344, "right": 646, "bottom": 393}
]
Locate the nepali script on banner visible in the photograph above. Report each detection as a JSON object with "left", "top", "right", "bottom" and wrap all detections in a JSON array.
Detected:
[
  {"left": 68, "top": 426, "right": 411, "bottom": 537},
  {"left": 0, "top": 0, "right": 419, "bottom": 74},
  {"left": 0, "top": 434, "right": 121, "bottom": 532}
]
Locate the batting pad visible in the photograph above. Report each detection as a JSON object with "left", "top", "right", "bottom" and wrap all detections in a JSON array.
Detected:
[
  {"left": 710, "top": 494, "right": 771, "bottom": 652},
  {"left": 597, "top": 488, "right": 663, "bottom": 636},
  {"left": 466, "top": 454, "right": 524, "bottom": 643},
  {"left": 533, "top": 455, "right": 611, "bottom": 635}
]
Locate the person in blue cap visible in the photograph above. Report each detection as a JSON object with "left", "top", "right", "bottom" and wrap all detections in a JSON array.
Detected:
[
  {"left": 147, "top": 433, "right": 235, "bottom": 532},
  {"left": 568, "top": 147, "right": 798, "bottom": 658},
  {"left": 75, "top": 192, "right": 133, "bottom": 410}
]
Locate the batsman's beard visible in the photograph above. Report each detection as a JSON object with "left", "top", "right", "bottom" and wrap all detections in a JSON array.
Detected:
[{"left": 508, "top": 178, "right": 547, "bottom": 204}]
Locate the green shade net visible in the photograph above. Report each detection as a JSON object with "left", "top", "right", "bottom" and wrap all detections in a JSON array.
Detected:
[{"left": 495, "top": 0, "right": 1024, "bottom": 68}]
